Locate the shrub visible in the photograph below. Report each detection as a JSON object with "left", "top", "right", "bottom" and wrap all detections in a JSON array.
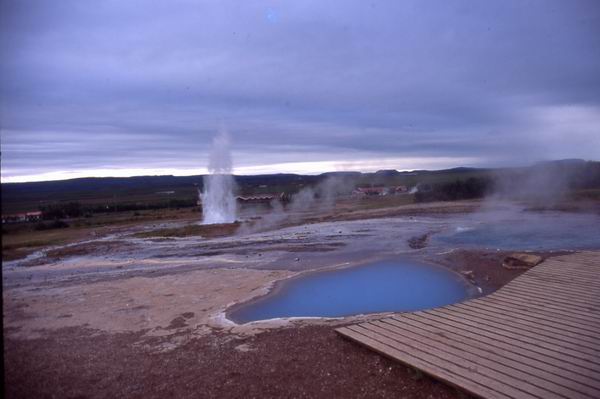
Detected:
[
  {"left": 415, "top": 177, "right": 493, "bottom": 202},
  {"left": 34, "top": 220, "right": 70, "bottom": 231}
]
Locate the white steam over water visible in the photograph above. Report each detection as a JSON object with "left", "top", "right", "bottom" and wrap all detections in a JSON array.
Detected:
[{"left": 201, "top": 129, "right": 237, "bottom": 224}]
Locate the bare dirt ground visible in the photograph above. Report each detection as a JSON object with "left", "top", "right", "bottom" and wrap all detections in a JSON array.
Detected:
[
  {"left": 430, "top": 248, "right": 571, "bottom": 295},
  {"left": 4, "top": 325, "right": 457, "bottom": 399},
  {"left": 3, "top": 198, "right": 596, "bottom": 398}
]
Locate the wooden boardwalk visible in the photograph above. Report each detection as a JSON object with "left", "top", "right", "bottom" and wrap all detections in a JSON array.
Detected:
[{"left": 336, "top": 251, "right": 600, "bottom": 399}]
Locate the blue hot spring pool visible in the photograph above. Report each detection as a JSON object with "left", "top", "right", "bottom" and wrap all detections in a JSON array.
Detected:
[{"left": 227, "top": 260, "right": 470, "bottom": 324}]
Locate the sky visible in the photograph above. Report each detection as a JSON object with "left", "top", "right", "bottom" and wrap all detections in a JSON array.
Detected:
[{"left": 1, "top": 0, "right": 600, "bottom": 183}]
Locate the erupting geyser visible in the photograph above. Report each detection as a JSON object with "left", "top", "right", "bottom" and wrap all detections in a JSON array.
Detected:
[{"left": 201, "top": 129, "right": 237, "bottom": 224}]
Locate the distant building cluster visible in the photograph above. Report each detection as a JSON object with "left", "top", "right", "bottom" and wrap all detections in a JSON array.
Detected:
[
  {"left": 195, "top": 184, "right": 413, "bottom": 208},
  {"left": 352, "top": 185, "right": 408, "bottom": 197},
  {"left": 236, "top": 193, "right": 290, "bottom": 204},
  {"left": 1, "top": 211, "right": 42, "bottom": 224}
]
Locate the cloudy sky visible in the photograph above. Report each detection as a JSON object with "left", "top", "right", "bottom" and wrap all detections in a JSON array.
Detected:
[{"left": 1, "top": 0, "right": 599, "bottom": 182}]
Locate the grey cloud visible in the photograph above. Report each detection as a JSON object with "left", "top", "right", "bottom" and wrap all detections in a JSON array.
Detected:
[{"left": 1, "top": 0, "right": 600, "bottom": 181}]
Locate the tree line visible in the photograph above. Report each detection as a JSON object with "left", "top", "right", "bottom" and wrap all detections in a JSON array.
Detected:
[
  {"left": 414, "top": 177, "right": 492, "bottom": 203},
  {"left": 38, "top": 199, "right": 197, "bottom": 220}
]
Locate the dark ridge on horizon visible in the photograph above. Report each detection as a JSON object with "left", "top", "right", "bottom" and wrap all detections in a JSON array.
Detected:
[
  {"left": 2, "top": 159, "right": 599, "bottom": 215},
  {"left": 2, "top": 160, "right": 575, "bottom": 187}
]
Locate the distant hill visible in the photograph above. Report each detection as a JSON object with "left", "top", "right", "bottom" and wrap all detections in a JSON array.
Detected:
[
  {"left": 0, "top": 174, "right": 323, "bottom": 213},
  {"left": 2, "top": 160, "right": 598, "bottom": 213},
  {"left": 374, "top": 169, "right": 400, "bottom": 177}
]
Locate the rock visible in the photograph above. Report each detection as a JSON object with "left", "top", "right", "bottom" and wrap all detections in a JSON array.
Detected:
[
  {"left": 502, "top": 253, "right": 543, "bottom": 269},
  {"left": 460, "top": 270, "right": 475, "bottom": 280},
  {"left": 407, "top": 233, "right": 429, "bottom": 249},
  {"left": 234, "top": 343, "right": 254, "bottom": 353}
]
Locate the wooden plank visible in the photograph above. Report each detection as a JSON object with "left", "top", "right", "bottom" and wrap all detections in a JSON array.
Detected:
[
  {"left": 350, "top": 324, "right": 549, "bottom": 399},
  {"left": 535, "top": 261, "right": 600, "bottom": 274},
  {"left": 398, "top": 313, "right": 600, "bottom": 381},
  {"left": 485, "top": 296, "right": 600, "bottom": 330},
  {"left": 468, "top": 298, "right": 600, "bottom": 342},
  {"left": 536, "top": 265, "right": 600, "bottom": 276},
  {"left": 502, "top": 280, "right": 600, "bottom": 306},
  {"left": 498, "top": 285, "right": 600, "bottom": 312},
  {"left": 367, "top": 321, "right": 576, "bottom": 399},
  {"left": 451, "top": 302, "right": 600, "bottom": 350},
  {"left": 527, "top": 269, "right": 600, "bottom": 285},
  {"left": 531, "top": 261, "right": 598, "bottom": 276},
  {"left": 517, "top": 269, "right": 593, "bottom": 289},
  {"left": 501, "top": 277, "right": 600, "bottom": 296},
  {"left": 548, "top": 256, "right": 600, "bottom": 266},
  {"left": 521, "top": 276, "right": 600, "bottom": 292},
  {"left": 480, "top": 295, "right": 600, "bottom": 331},
  {"left": 534, "top": 260, "right": 579, "bottom": 268},
  {"left": 468, "top": 287, "right": 597, "bottom": 322},
  {"left": 496, "top": 286, "right": 600, "bottom": 313},
  {"left": 448, "top": 303, "right": 600, "bottom": 353},
  {"left": 529, "top": 267, "right": 600, "bottom": 281},
  {"left": 423, "top": 308, "right": 600, "bottom": 368},
  {"left": 387, "top": 315, "right": 600, "bottom": 390},
  {"left": 502, "top": 279, "right": 600, "bottom": 306},
  {"left": 521, "top": 274, "right": 600, "bottom": 290},
  {"left": 524, "top": 273, "right": 600, "bottom": 290},
  {"left": 540, "top": 257, "right": 600, "bottom": 267},
  {"left": 493, "top": 286, "right": 600, "bottom": 312},
  {"left": 490, "top": 291, "right": 600, "bottom": 322},
  {"left": 432, "top": 309, "right": 600, "bottom": 368},
  {"left": 345, "top": 325, "right": 519, "bottom": 399},
  {"left": 395, "top": 314, "right": 600, "bottom": 383},
  {"left": 337, "top": 326, "right": 511, "bottom": 399},
  {"left": 505, "top": 280, "right": 600, "bottom": 304},
  {"left": 474, "top": 296, "right": 600, "bottom": 337},
  {"left": 533, "top": 259, "right": 599, "bottom": 271},
  {"left": 532, "top": 265, "right": 600, "bottom": 276},
  {"left": 555, "top": 251, "right": 599, "bottom": 258},
  {"left": 441, "top": 305, "right": 600, "bottom": 358},
  {"left": 374, "top": 319, "right": 599, "bottom": 399}
]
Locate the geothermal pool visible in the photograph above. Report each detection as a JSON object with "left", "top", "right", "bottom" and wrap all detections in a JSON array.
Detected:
[
  {"left": 228, "top": 259, "right": 470, "bottom": 324},
  {"left": 434, "top": 212, "right": 600, "bottom": 250}
]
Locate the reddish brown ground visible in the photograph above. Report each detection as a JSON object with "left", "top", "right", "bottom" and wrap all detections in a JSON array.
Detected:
[
  {"left": 433, "top": 249, "right": 571, "bottom": 295},
  {"left": 4, "top": 325, "right": 459, "bottom": 399}
]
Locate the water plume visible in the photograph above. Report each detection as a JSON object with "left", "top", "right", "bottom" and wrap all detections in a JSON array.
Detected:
[{"left": 201, "top": 129, "right": 237, "bottom": 224}]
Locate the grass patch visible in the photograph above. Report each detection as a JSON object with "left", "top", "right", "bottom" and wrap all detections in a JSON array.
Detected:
[
  {"left": 2, "top": 229, "right": 90, "bottom": 261},
  {"left": 1, "top": 208, "right": 201, "bottom": 261},
  {"left": 132, "top": 222, "right": 240, "bottom": 239},
  {"left": 570, "top": 188, "right": 600, "bottom": 201}
]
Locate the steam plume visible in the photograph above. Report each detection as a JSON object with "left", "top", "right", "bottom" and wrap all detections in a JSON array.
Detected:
[{"left": 201, "top": 129, "right": 237, "bottom": 224}]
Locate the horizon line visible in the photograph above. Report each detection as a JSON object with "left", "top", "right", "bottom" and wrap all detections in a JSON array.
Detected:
[{"left": 2, "top": 157, "right": 593, "bottom": 184}]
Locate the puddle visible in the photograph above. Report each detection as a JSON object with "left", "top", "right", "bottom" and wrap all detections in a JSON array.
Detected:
[
  {"left": 228, "top": 259, "right": 470, "bottom": 323},
  {"left": 434, "top": 212, "right": 600, "bottom": 250}
]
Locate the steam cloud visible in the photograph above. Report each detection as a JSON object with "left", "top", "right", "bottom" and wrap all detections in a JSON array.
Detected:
[
  {"left": 201, "top": 129, "right": 237, "bottom": 224},
  {"left": 239, "top": 175, "right": 353, "bottom": 234}
]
